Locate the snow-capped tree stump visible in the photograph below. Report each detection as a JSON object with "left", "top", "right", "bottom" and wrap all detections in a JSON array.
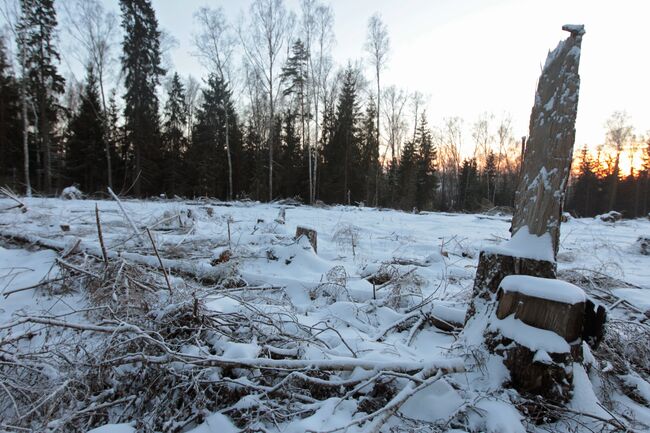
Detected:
[
  {"left": 496, "top": 276, "right": 585, "bottom": 342},
  {"left": 295, "top": 226, "right": 317, "bottom": 253},
  {"left": 467, "top": 25, "right": 584, "bottom": 315},
  {"left": 488, "top": 276, "right": 587, "bottom": 402},
  {"left": 462, "top": 26, "right": 598, "bottom": 406},
  {"left": 465, "top": 251, "right": 556, "bottom": 318}
]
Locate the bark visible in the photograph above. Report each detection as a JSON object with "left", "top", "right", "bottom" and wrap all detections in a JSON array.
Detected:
[
  {"left": 511, "top": 25, "right": 585, "bottom": 259},
  {"left": 295, "top": 226, "right": 317, "bottom": 253},
  {"left": 466, "top": 251, "right": 556, "bottom": 321}
]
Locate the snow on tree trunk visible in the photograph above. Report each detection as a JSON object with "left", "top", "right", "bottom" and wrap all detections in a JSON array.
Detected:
[
  {"left": 511, "top": 24, "right": 584, "bottom": 260},
  {"left": 462, "top": 26, "right": 594, "bottom": 408}
]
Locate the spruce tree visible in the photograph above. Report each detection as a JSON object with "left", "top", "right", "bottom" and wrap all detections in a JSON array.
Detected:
[
  {"left": 281, "top": 40, "right": 311, "bottom": 201},
  {"left": 321, "top": 66, "right": 361, "bottom": 204},
  {"left": 0, "top": 39, "right": 22, "bottom": 187},
  {"left": 65, "top": 67, "right": 106, "bottom": 193},
  {"left": 360, "top": 98, "right": 379, "bottom": 205},
  {"left": 120, "top": 0, "right": 165, "bottom": 196},
  {"left": 162, "top": 73, "right": 188, "bottom": 196},
  {"left": 414, "top": 114, "right": 437, "bottom": 210},
  {"left": 277, "top": 111, "right": 304, "bottom": 199},
  {"left": 186, "top": 74, "right": 241, "bottom": 199},
  {"left": 458, "top": 158, "right": 481, "bottom": 211},
  {"left": 397, "top": 140, "right": 417, "bottom": 210},
  {"left": 18, "top": 0, "right": 65, "bottom": 193},
  {"left": 484, "top": 150, "right": 497, "bottom": 204},
  {"left": 568, "top": 145, "right": 598, "bottom": 216}
]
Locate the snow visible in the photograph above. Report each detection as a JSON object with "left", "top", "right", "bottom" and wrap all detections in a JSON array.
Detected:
[
  {"left": 187, "top": 413, "right": 239, "bottom": 433},
  {"left": 86, "top": 424, "right": 135, "bottom": 433},
  {"left": 499, "top": 274, "right": 586, "bottom": 304},
  {"left": 485, "top": 225, "right": 555, "bottom": 262},
  {"left": 2, "top": 197, "right": 650, "bottom": 431},
  {"left": 400, "top": 378, "right": 463, "bottom": 422},
  {"left": 612, "top": 288, "right": 650, "bottom": 310},
  {"left": 61, "top": 185, "right": 83, "bottom": 199},
  {"left": 467, "top": 399, "right": 526, "bottom": 433},
  {"left": 620, "top": 373, "right": 650, "bottom": 403},
  {"left": 490, "top": 315, "right": 571, "bottom": 353},
  {"left": 569, "top": 363, "right": 611, "bottom": 419}
]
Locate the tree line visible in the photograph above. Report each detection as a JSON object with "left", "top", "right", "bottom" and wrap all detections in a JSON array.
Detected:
[
  {"left": 0, "top": 0, "right": 647, "bottom": 216},
  {"left": 566, "top": 111, "right": 650, "bottom": 218}
]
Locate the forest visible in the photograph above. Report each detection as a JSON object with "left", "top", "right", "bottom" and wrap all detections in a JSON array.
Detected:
[{"left": 0, "top": 0, "right": 648, "bottom": 217}]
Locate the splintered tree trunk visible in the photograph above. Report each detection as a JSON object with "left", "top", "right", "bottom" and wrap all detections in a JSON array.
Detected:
[
  {"left": 511, "top": 25, "right": 585, "bottom": 258},
  {"left": 468, "top": 25, "right": 584, "bottom": 308},
  {"left": 463, "top": 26, "right": 596, "bottom": 407}
]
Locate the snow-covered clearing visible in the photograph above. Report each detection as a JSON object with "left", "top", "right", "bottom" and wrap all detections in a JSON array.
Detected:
[{"left": 1, "top": 197, "right": 649, "bottom": 432}]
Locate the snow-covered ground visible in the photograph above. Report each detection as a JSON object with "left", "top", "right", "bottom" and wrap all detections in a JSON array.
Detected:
[{"left": 1, "top": 197, "right": 649, "bottom": 432}]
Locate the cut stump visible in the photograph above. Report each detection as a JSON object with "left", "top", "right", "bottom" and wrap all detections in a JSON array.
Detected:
[
  {"left": 295, "top": 226, "right": 317, "bottom": 253},
  {"left": 465, "top": 251, "right": 556, "bottom": 321}
]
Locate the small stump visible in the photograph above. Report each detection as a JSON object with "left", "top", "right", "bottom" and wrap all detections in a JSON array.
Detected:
[
  {"left": 295, "top": 226, "right": 317, "bottom": 253},
  {"left": 489, "top": 275, "right": 586, "bottom": 403}
]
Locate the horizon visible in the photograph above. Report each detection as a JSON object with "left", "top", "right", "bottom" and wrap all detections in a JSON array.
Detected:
[{"left": 96, "top": 0, "right": 650, "bottom": 160}]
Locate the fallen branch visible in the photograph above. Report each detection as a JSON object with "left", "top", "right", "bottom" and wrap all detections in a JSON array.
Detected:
[
  {"left": 146, "top": 228, "right": 173, "bottom": 294},
  {"left": 95, "top": 204, "right": 108, "bottom": 265},
  {"left": 0, "top": 228, "right": 230, "bottom": 284},
  {"left": 108, "top": 187, "right": 144, "bottom": 242},
  {"left": 0, "top": 186, "right": 27, "bottom": 212}
]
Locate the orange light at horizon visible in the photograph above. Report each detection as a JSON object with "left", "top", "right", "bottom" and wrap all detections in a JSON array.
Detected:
[{"left": 572, "top": 146, "right": 647, "bottom": 177}]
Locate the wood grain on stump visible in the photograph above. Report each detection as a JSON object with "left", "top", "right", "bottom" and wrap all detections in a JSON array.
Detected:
[
  {"left": 295, "top": 226, "right": 317, "bottom": 253},
  {"left": 496, "top": 291, "right": 584, "bottom": 342}
]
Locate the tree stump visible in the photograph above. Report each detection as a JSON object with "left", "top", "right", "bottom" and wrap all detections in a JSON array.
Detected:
[
  {"left": 461, "top": 26, "right": 600, "bottom": 412},
  {"left": 295, "top": 226, "right": 317, "bottom": 253},
  {"left": 465, "top": 251, "right": 556, "bottom": 321},
  {"left": 488, "top": 275, "right": 586, "bottom": 403}
]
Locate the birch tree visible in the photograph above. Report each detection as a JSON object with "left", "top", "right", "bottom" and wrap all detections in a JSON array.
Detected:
[
  {"left": 61, "top": 0, "right": 118, "bottom": 189},
  {"left": 604, "top": 111, "right": 633, "bottom": 209},
  {"left": 193, "top": 6, "right": 237, "bottom": 200},
  {"left": 364, "top": 14, "right": 389, "bottom": 205},
  {"left": 300, "top": 0, "right": 333, "bottom": 203},
  {"left": 239, "top": 0, "right": 294, "bottom": 202},
  {"left": 0, "top": 0, "right": 31, "bottom": 196}
]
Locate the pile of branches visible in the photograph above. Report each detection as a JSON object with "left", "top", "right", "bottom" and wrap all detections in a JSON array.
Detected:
[{"left": 0, "top": 250, "right": 462, "bottom": 432}]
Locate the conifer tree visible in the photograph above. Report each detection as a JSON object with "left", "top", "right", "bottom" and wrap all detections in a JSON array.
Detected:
[
  {"left": 162, "top": 73, "right": 188, "bottom": 196},
  {"left": 277, "top": 111, "right": 305, "bottom": 199},
  {"left": 359, "top": 97, "right": 379, "bottom": 205},
  {"left": 65, "top": 67, "right": 106, "bottom": 193},
  {"left": 397, "top": 139, "right": 417, "bottom": 210},
  {"left": 568, "top": 145, "right": 599, "bottom": 216},
  {"left": 281, "top": 39, "right": 311, "bottom": 200},
  {"left": 414, "top": 114, "right": 437, "bottom": 210},
  {"left": 0, "top": 39, "right": 22, "bottom": 187},
  {"left": 484, "top": 150, "right": 497, "bottom": 203},
  {"left": 186, "top": 74, "right": 241, "bottom": 199},
  {"left": 119, "top": 0, "right": 165, "bottom": 196},
  {"left": 458, "top": 158, "right": 481, "bottom": 211},
  {"left": 321, "top": 66, "right": 360, "bottom": 203},
  {"left": 18, "top": 0, "right": 65, "bottom": 193}
]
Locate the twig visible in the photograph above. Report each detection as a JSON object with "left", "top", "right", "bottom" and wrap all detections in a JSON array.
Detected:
[
  {"left": 312, "top": 368, "right": 445, "bottom": 433},
  {"left": 95, "top": 204, "right": 108, "bottom": 265},
  {"left": 146, "top": 228, "right": 173, "bottom": 294},
  {"left": 0, "top": 186, "right": 27, "bottom": 212},
  {"left": 108, "top": 187, "right": 144, "bottom": 242},
  {"left": 2, "top": 277, "right": 64, "bottom": 298}
]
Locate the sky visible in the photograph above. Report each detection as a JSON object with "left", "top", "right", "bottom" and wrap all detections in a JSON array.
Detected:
[{"left": 99, "top": 0, "right": 649, "bottom": 156}]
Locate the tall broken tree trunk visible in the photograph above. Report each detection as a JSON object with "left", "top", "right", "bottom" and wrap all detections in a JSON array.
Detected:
[
  {"left": 462, "top": 26, "right": 597, "bottom": 407},
  {"left": 511, "top": 24, "right": 585, "bottom": 259},
  {"left": 468, "top": 25, "right": 585, "bottom": 312}
]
